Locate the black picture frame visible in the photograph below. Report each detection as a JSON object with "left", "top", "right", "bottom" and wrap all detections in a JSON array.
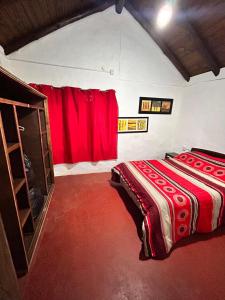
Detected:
[
  {"left": 118, "top": 117, "right": 149, "bottom": 133},
  {"left": 139, "top": 97, "right": 173, "bottom": 114}
]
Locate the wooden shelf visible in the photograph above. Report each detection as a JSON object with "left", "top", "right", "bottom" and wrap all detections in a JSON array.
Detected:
[
  {"left": 0, "top": 97, "right": 44, "bottom": 110},
  {"left": 44, "top": 150, "right": 49, "bottom": 158},
  {"left": 0, "top": 66, "right": 54, "bottom": 275},
  {"left": 13, "top": 178, "right": 26, "bottom": 194},
  {"left": 7, "top": 142, "right": 20, "bottom": 153},
  {"left": 23, "top": 233, "right": 33, "bottom": 255},
  {"left": 18, "top": 208, "right": 31, "bottom": 227},
  {"left": 46, "top": 168, "right": 51, "bottom": 177}
]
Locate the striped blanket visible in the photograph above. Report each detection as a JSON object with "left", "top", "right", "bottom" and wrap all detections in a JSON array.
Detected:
[{"left": 112, "top": 151, "right": 225, "bottom": 258}]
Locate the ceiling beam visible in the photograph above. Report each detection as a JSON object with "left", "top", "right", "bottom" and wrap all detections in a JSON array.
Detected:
[
  {"left": 4, "top": 1, "right": 114, "bottom": 55},
  {"left": 179, "top": 9, "right": 220, "bottom": 76},
  {"left": 115, "top": 0, "right": 125, "bottom": 14},
  {"left": 125, "top": 2, "right": 190, "bottom": 81}
]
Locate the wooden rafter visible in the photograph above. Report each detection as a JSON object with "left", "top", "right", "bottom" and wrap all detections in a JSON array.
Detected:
[
  {"left": 179, "top": 7, "right": 220, "bottom": 76},
  {"left": 4, "top": 1, "right": 114, "bottom": 55},
  {"left": 115, "top": 0, "right": 126, "bottom": 14},
  {"left": 125, "top": 2, "right": 190, "bottom": 81}
]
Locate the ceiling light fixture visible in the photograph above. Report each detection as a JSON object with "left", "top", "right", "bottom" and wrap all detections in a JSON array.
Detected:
[{"left": 156, "top": 2, "right": 173, "bottom": 29}]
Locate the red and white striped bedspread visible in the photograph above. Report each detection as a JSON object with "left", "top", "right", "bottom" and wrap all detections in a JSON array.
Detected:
[{"left": 112, "top": 151, "right": 225, "bottom": 258}]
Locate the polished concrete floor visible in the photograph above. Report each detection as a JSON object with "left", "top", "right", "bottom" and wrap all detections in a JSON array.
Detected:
[{"left": 20, "top": 173, "right": 225, "bottom": 300}]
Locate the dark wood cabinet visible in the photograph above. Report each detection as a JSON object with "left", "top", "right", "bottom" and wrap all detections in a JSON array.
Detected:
[
  {"left": 0, "top": 214, "right": 21, "bottom": 300},
  {"left": 0, "top": 66, "right": 54, "bottom": 275},
  {"left": 165, "top": 152, "right": 178, "bottom": 159}
]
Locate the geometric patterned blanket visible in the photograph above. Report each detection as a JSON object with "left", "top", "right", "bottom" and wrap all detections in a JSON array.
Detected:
[{"left": 112, "top": 151, "right": 225, "bottom": 258}]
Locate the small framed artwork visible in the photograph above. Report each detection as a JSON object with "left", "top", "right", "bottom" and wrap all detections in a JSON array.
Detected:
[
  {"left": 139, "top": 97, "right": 173, "bottom": 114},
  {"left": 118, "top": 117, "right": 148, "bottom": 133}
]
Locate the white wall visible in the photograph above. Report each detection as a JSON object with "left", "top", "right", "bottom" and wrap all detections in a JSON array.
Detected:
[
  {"left": 0, "top": 46, "right": 3, "bottom": 66},
  {"left": 0, "top": 46, "right": 8, "bottom": 67},
  {"left": 173, "top": 69, "right": 225, "bottom": 154},
  {"left": 1, "top": 7, "right": 225, "bottom": 175},
  {"left": 3, "top": 7, "right": 184, "bottom": 175}
]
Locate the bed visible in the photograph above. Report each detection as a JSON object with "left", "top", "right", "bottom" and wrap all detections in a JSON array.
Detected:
[{"left": 111, "top": 148, "right": 225, "bottom": 258}]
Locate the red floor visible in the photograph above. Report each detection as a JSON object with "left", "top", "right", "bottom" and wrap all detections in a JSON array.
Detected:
[{"left": 20, "top": 173, "right": 225, "bottom": 300}]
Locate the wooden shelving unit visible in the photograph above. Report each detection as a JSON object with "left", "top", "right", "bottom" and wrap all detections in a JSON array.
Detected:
[
  {"left": 7, "top": 142, "right": 20, "bottom": 153},
  {"left": 19, "top": 208, "right": 31, "bottom": 227},
  {"left": 13, "top": 178, "right": 26, "bottom": 194},
  {"left": 44, "top": 150, "right": 49, "bottom": 157},
  {"left": 0, "top": 66, "right": 54, "bottom": 275},
  {"left": 0, "top": 214, "right": 21, "bottom": 300}
]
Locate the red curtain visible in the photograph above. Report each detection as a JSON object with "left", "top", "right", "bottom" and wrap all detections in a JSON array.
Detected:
[{"left": 30, "top": 84, "right": 118, "bottom": 164}]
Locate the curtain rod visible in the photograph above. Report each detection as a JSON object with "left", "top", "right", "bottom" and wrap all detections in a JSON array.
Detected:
[
  {"left": 8, "top": 57, "right": 184, "bottom": 88},
  {"left": 7, "top": 57, "right": 114, "bottom": 75},
  {"left": 9, "top": 57, "right": 224, "bottom": 88}
]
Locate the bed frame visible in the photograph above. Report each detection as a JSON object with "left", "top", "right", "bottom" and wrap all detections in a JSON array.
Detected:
[
  {"left": 112, "top": 147, "right": 225, "bottom": 258},
  {"left": 191, "top": 148, "right": 225, "bottom": 159}
]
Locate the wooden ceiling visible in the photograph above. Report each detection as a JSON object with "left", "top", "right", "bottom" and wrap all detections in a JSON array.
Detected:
[
  {"left": 126, "top": 0, "right": 225, "bottom": 81},
  {"left": 0, "top": 0, "right": 225, "bottom": 81},
  {"left": 0, "top": 0, "right": 114, "bottom": 54}
]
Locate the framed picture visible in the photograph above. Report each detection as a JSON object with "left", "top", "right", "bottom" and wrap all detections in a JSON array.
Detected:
[
  {"left": 118, "top": 117, "right": 148, "bottom": 133},
  {"left": 139, "top": 97, "right": 173, "bottom": 114}
]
